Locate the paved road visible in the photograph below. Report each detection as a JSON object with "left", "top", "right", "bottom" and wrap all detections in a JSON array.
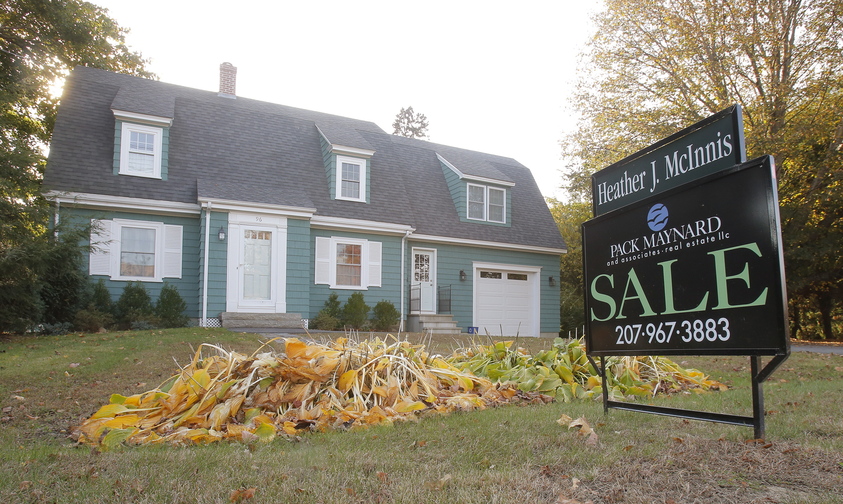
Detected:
[{"left": 791, "top": 344, "right": 843, "bottom": 355}]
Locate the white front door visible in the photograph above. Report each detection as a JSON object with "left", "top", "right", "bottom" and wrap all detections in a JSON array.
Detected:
[
  {"left": 412, "top": 248, "right": 436, "bottom": 313},
  {"left": 226, "top": 212, "right": 287, "bottom": 313}
]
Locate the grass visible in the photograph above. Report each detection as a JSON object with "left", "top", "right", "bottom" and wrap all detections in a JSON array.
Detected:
[{"left": 1, "top": 328, "right": 841, "bottom": 503}]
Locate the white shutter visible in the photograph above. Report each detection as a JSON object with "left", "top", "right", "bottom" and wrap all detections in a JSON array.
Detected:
[
  {"left": 315, "top": 237, "right": 331, "bottom": 285},
  {"left": 162, "top": 224, "right": 183, "bottom": 278},
  {"left": 89, "top": 219, "right": 112, "bottom": 276},
  {"left": 367, "top": 241, "right": 382, "bottom": 287}
]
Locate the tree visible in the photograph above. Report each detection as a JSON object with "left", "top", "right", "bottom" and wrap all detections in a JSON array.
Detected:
[
  {"left": 392, "top": 106, "right": 430, "bottom": 139},
  {"left": 0, "top": 1, "right": 153, "bottom": 332},
  {"left": 560, "top": 0, "right": 843, "bottom": 339},
  {"left": 548, "top": 197, "right": 592, "bottom": 333},
  {"left": 1, "top": 0, "right": 153, "bottom": 245}
]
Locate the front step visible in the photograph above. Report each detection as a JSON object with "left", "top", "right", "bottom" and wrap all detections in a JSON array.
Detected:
[
  {"left": 408, "top": 314, "right": 461, "bottom": 336},
  {"left": 220, "top": 312, "right": 304, "bottom": 330}
]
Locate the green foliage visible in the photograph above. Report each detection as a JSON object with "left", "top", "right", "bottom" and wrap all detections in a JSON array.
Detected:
[
  {"left": 371, "top": 300, "right": 400, "bottom": 331},
  {"left": 73, "top": 306, "right": 114, "bottom": 333},
  {"left": 341, "top": 292, "right": 370, "bottom": 329},
  {"left": 392, "top": 106, "right": 430, "bottom": 139},
  {"left": 154, "top": 284, "right": 189, "bottom": 329},
  {"left": 563, "top": 0, "right": 843, "bottom": 339},
  {"left": 115, "top": 282, "right": 154, "bottom": 329},
  {"left": 310, "top": 311, "right": 340, "bottom": 331},
  {"left": 1, "top": 0, "right": 152, "bottom": 246},
  {"left": 0, "top": 224, "right": 89, "bottom": 333},
  {"left": 311, "top": 293, "right": 342, "bottom": 330},
  {"left": 90, "top": 279, "right": 114, "bottom": 316},
  {"left": 547, "top": 198, "right": 592, "bottom": 333}
]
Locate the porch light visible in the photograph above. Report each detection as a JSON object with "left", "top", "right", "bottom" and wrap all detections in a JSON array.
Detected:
[
  {"left": 459, "top": 269, "right": 467, "bottom": 281},
  {"left": 549, "top": 276, "right": 556, "bottom": 287},
  {"left": 218, "top": 226, "right": 226, "bottom": 241}
]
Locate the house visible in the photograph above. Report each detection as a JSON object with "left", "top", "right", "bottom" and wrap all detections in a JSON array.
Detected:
[{"left": 44, "top": 64, "right": 566, "bottom": 337}]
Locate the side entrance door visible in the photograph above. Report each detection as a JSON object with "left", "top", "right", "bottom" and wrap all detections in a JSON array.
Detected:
[{"left": 411, "top": 248, "right": 436, "bottom": 313}]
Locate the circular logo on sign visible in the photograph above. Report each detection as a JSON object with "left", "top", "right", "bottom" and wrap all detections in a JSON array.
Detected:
[{"left": 647, "top": 203, "right": 669, "bottom": 231}]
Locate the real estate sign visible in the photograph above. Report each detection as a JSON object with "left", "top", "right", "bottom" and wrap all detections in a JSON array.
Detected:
[
  {"left": 591, "top": 105, "right": 746, "bottom": 216},
  {"left": 583, "top": 156, "right": 789, "bottom": 356}
]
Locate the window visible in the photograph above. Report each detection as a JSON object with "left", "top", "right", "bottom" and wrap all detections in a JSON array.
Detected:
[
  {"left": 89, "top": 219, "right": 182, "bottom": 282},
  {"left": 336, "top": 243, "right": 362, "bottom": 286},
  {"left": 468, "top": 184, "right": 486, "bottom": 220},
  {"left": 119, "top": 123, "right": 163, "bottom": 178},
  {"left": 488, "top": 188, "right": 506, "bottom": 223},
  {"left": 336, "top": 155, "right": 367, "bottom": 202},
  {"left": 467, "top": 184, "right": 507, "bottom": 223},
  {"left": 315, "top": 236, "right": 382, "bottom": 289}
]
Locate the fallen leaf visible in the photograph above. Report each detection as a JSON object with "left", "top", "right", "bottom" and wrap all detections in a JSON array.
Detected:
[
  {"left": 69, "top": 363, "right": 80, "bottom": 368},
  {"left": 556, "top": 413, "right": 573, "bottom": 426},
  {"left": 230, "top": 487, "right": 256, "bottom": 502}
]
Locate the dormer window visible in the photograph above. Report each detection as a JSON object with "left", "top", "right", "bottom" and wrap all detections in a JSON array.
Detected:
[
  {"left": 112, "top": 109, "right": 172, "bottom": 180},
  {"left": 336, "top": 155, "right": 367, "bottom": 202},
  {"left": 467, "top": 183, "right": 507, "bottom": 223}
]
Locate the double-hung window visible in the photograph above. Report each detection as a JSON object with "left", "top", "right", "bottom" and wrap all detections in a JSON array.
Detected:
[
  {"left": 315, "top": 236, "right": 382, "bottom": 289},
  {"left": 467, "top": 184, "right": 506, "bottom": 223},
  {"left": 89, "top": 219, "right": 182, "bottom": 282},
  {"left": 119, "top": 122, "right": 163, "bottom": 178},
  {"left": 336, "top": 155, "right": 367, "bottom": 202}
]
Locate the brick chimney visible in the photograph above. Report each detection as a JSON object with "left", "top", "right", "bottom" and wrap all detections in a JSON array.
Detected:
[{"left": 219, "top": 62, "right": 237, "bottom": 98}]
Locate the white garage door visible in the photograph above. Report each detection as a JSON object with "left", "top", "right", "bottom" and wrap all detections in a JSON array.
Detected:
[{"left": 474, "top": 268, "right": 539, "bottom": 337}]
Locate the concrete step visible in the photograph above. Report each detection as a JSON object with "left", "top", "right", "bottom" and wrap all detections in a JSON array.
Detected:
[{"left": 220, "top": 312, "right": 303, "bottom": 329}]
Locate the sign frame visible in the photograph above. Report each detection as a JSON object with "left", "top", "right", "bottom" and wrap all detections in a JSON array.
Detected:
[
  {"left": 583, "top": 156, "right": 790, "bottom": 357},
  {"left": 591, "top": 105, "right": 746, "bottom": 217},
  {"left": 583, "top": 155, "right": 790, "bottom": 439}
]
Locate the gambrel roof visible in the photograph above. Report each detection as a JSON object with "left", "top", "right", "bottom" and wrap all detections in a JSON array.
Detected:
[{"left": 45, "top": 67, "right": 565, "bottom": 252}]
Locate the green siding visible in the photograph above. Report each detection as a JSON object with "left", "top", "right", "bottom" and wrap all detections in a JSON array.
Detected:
[
  {"left": 439, "top": 161, "right": 512, "bottom": 228},
  {"left": 319, "top": 136, "right": 336, "bottom": 199},
  {"left": 198, "top": 210, "right": 228, "bottom": 318},
  {"left": 407, "top": 241, "right": 560, "bottom": 335},
  {"left": 62, "top": 207, "right": 202, "bottom": 318},
  {"left": 285, "top": 218, "right": 311, "bottom": 315},
  {"left": 113, "top": 120, "right": 170, "bottom": 180},
  {"left": 308, "top": 229, "right": 403, "bottom": 319}
]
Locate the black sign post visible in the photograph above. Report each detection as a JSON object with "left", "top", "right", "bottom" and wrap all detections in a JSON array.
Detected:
[{"left": 583, "top": 156, "right": 789, "bottom": 439}]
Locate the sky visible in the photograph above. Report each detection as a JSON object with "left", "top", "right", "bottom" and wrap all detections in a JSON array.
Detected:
[{"left": 89, "top": 0, "right": 603, "bottom": 201}]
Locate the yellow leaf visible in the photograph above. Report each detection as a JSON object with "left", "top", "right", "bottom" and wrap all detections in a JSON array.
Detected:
[
  {"left": 91, "top": 404, "right": 129, "bottom": 419},
  {"left": 395, "top": 400, "right": 427, "bottom": 413},
  {"left": 253, "top": 422, "right": 276, "bottom": 443},
  {"left": 338, "top": 369, "right": 358, "bottom": 393},
  {"left": 103, "top": 414, "right": 142, "bottom": 429},
  {"left": 282, "top": 421, "right": 298, "bottom": 436},
  {"left": 285, "top": 338, "right": 308, "bottom": 359}
]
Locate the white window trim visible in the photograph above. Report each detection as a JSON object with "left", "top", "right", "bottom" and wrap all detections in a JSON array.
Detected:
[
  {"left": 466, "top": 183, "right": 506, "bottom": 223},
  {"left": 335, "top": 155, "right": 367, "bottom": 202},
  {"left": 488, "top": 187, "right": 506, "bottom": 223},
  {"left": 89, "top": 218, "right": 182, "bottom": 282},
  {"left": 119, "top": 122, "right": 163, "bottom": 179},
  {"left": 315, "top": 236, "right": 382, "bottom": 290}
]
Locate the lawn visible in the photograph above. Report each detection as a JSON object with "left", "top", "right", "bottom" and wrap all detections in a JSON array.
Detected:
[{"left": 1, "top": 328, "right": 841, "bottom": 503}]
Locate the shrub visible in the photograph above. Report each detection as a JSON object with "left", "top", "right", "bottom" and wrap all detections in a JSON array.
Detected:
[
  {"left": 155, "top": 283, "right": 189, "bottom": 328},
  {"left": 90, "top": 279, "right": 114, "bottom": 316},
  {"left": 115, "top": 282, "right": 154, "bottom": 329},
  {"left": 371, "top": 300, "right": 400, "bottom": 331},
  {"left": 323, "top": 292, "right": 342, "bottom": 319},
  {"left": 311, "top": 311, "right": 340, "bottom": 331},
  {"left": 342, "top": 292, "right": 370, "bottom": 329},
  {"left": 73, "top": 306, "right": 114, "bottom": 333}
]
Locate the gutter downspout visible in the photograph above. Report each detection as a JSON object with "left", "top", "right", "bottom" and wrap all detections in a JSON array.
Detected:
[
  {"left": 201, "top": 202, "right": 212, "bottom": 327},
  {"left": 399, "top": 229, "right": 412, "bottom": 332}
]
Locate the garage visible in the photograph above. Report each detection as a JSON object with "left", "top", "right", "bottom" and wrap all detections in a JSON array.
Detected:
[{"left": 473, "top": 264, "right": 540, "bottom": 337}]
